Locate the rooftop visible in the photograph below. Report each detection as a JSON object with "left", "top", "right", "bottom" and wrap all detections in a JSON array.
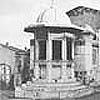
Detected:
[
  {"left": 0, "top": 43, "right": 26, "bottom": 53},
  {"left": 66, "top": 6, "right": 100, "bottom": 17},
  {"left": 66, "top": 6, "right": 100, "bottom": 31},
  {"left": 24, "top": 24, "right": 95, "bottom": 37}
]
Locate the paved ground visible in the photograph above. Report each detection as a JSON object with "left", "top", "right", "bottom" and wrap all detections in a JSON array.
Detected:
[
  {"left": 0, "top": 90, "right": 14, "bottom": 100},
  {"left": 0, "top": 90, "right": 9, "bottom": 100}
]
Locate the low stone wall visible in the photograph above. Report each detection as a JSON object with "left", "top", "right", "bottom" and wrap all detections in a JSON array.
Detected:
[
  {"left": 73, "top": 91, "right": 100, "bottom": 100},
  {"left": 15, "top": 82, "right": 83, "bottom": 99},
  {"left": 14, "top": 82, "right": 100, "bottom": 100},
  {"left": 15, "top": 86, "right": 95, "bottom": 100},
  {"left": 10, "top": 98, "right": 32, "bottom": 100},
  {"left": 35, "top": 92, "right": 100, "bottom": 100},
  {"left": 12, "top": 91, "right": 100, "bottom": 100}
]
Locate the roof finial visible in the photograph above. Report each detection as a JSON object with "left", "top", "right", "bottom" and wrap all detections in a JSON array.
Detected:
[
  {"left": 50, "top": 0, "right": 54, "bottom": 9},
  {"left": 50, "top": 0, "right": 57, "bottom": 21}
]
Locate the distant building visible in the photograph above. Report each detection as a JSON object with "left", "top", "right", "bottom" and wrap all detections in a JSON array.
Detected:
[
  {"left": 66, "top": 6, "right": 100, "bottom": 31},
  {"left": 14, "top": 49, "right": 30, "bottom": 87},
  {"left": 0, "top": 43, "right": 28, "bottom": 85},
  {"left": 66, "top": 6, "right": 100, "bottom": 81}
]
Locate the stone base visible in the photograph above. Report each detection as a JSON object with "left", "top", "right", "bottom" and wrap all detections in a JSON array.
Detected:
[
  {"left": 15, "top": 80, "right": 85, "bottom": 99},
  {"left": 15, "top": 85, "right": 94, "bottom": 100}
]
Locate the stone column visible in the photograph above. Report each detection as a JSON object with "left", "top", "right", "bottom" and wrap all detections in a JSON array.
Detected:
[
  {"left": 62, "top": 39, "right": 65, "bottom": 60},
  {"left": 83, "top": 35, "right": 93, "bottom": 76},
  {"left": 98, "top": 30, "right": 100, "bottom": 81},
  {"left": 35, "top": 40, "right": 39, "bottom": 61},
  {"left": 30, "top": 39, "right": 35, "bottom": 70},
  {"left": 72, "top": 39, "right": 75, "bottom": 60},
  {"left": 95, "top": 30, "right": 100, "bottom": 81},
  {"left": 61, "top": 37, "right": 67, "bottom": 82},
  {"left": 47, "top": 33, "right": 52, "bottom": 82},
  {"left": 34, "top": 40, "right": 40, "bottom": 79},
  {"left": 47, "top": 63, "right": 52, "bottom": 82},
  {"left": 21, "top": 56, "right": 25, "bottom": 71},
  {"left": 71, "top": 63, "right": 75, "bottom": 80},
  {"left": 71, "top": 39, "right": 75, "bottom": 80},
  {"left": 34, "top": 63, "right": 40, "bottom": 79}
]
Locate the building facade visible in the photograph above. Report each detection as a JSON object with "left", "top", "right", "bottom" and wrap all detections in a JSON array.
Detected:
[
  {"left": 14, "top": 49, "right": 30, "bottom": 87},
  {"left": 66, "top": 6, "right": 100, "bottom": 81},
  {"left": 25, "top": 24, "right": 99, "bottom": 83},
  {"left": 0, "top": 43, "right": 27, "bottom": 85},
  {"left": 24, "top": 5, "right": 100, "bottom": 83}
]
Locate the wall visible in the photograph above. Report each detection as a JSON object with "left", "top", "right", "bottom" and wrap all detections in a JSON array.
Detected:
[{"left": 0, "top": 45, "right": 16, "bottom": 74}]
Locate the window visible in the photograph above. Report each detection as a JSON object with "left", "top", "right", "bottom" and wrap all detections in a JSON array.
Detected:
[
  {"left": 18, "top": 60, "right": 21, "bottom": 72},
  {"left": 92, "top": 48, "right": 97, "bottom": 65},
  {"left": 66, "top": 38, "right": 72, "bottom": 60},
  {"left": 38, "top": 40, "right": 46, "bottom": 60},
  {"left": 39, "top": 64, "right": 46, "bottom": 79},
  {"left": 0, "top": 64, "right": 11, "bottom": 83},
  {"left": 52, "top": 40, "right": 62, "bottom": 60}
]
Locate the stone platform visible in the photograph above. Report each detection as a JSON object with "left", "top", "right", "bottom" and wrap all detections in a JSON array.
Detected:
[{"left": 15, "top": 81, "right": 94, "bottom": 100}]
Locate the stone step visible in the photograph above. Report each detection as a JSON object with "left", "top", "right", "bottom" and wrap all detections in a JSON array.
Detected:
[{"left": 23, "top": 81, "right": 81, "bottom": 90}]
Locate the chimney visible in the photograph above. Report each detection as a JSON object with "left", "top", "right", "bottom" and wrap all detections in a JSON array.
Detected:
[{"left": 6, "top": 42, "right": 9, "bottom": 46}]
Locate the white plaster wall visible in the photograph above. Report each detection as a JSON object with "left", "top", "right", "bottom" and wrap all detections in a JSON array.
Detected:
[{"left": 0, "top": 46, "right": 16, "bottom": 74}]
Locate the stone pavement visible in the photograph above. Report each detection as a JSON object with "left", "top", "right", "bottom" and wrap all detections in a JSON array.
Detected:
[
  {"left": 0, "top": 90, "right": 9, "bottom": 100},
  {"left": 0, "top": 90, "right": 15, "bottom": 100}
]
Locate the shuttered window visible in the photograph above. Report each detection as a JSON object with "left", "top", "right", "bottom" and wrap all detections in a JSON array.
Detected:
[
  {"left": 66, "top": 38, "right": 72, "bottom": 60},
  {"left": 38, "top": 40, "right": 46, "bottom": 60},
  {"left": 52, "top": 40, "right": 62, "bottom": 60}
]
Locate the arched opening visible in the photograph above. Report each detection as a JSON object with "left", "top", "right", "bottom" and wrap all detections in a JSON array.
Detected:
[{"left": 0, "top": 63, "right": 11, "bottom": 89}]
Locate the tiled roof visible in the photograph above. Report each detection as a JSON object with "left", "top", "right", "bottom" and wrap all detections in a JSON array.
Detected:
[{"left": 66, "top": 6, "right": 100, "bottom": 17}]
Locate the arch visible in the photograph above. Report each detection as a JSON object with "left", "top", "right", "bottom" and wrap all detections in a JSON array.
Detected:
[{"left": 0, "top": 63, "right": 11, "bottom": 84}]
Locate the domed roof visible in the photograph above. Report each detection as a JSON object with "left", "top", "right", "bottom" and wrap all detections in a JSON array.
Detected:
[{"left": 36, "top": 7, "right": 71, "bottom": 26}]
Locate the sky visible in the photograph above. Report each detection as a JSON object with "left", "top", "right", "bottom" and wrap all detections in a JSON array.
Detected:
[{"left": 0, "top": 0, "right": 100, "bottom": 49}]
